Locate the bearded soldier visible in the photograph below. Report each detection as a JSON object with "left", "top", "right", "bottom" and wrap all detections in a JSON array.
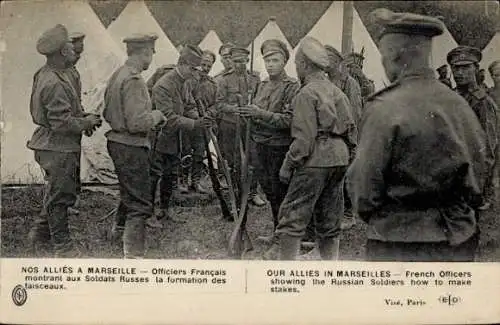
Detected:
[
  {"left": 237, "top": 39, "right": 300, "bottom": 250},
  {"left": 27, "top": 24, "right": 102, "bottom": 257},
  {"left": 104, "top": 34, "right": 167, "bottom": 258},
  {"left": 448, "top": 46, "right": 498, "bottom": 211},
  {"left": 272, "top": 37, "right": 357, "bottom": 260},
  {"left": 347, "top": 9, "right": 488, "bottom": 262}
]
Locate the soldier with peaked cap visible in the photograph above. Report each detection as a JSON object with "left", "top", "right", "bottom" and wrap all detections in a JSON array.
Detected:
[
  {"left": 346, "top": 9, "right": 488, "bottom": 262},
  {"left": 214, "top": 42, "right": 235, "bottom": 82},
  {"left": 148, "top": 44, "right": 214, "bottom": 227},
  {"left": 436, "top": 64, "right": 453, "bottom": 89},
  {"left": 237, "top": 39, "right": 300, "bottom": 250},
  {"left": 270, "top": 36, "right": 357, "bottom": 261},
  {"left": 216, "top": 46, "right": 265, "bottom": 207},
  {"left": 448, "top": 46, "right": 498, "bottom": 211},
  {"left": 104, "top": 34, "right": 167, "bottom": 258},
  {"left": 27, "top": 24, "right": 102, "bottom": 258},
  {"left": 181, "top": 50, "right": 219, "bottom": 194}
]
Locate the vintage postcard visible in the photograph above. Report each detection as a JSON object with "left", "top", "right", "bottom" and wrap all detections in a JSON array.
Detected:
[{"left": 1, "top": 0, "right": 500, "bottom": 324}]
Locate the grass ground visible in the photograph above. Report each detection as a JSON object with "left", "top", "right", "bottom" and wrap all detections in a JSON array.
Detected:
[{"left": 1, "top": 183, "right": 499, "bottom": 261}]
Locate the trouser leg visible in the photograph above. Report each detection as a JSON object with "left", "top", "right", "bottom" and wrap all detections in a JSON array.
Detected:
[
  {"left": 159, "top": 153, "right": 180, "bottom": 210},
  {"left": 108, "top": 141, "right": 152, "bottom": 259},
  {"left": 34, "top": 150, "right": 79, "bottom": 256},
  {"left": 190, "top": 128, "right": 205, "bottom": 185}
]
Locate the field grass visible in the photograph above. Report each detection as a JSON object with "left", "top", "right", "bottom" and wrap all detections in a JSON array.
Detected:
[{"left": 1, "top": 184, "right": 499, "bottom": 261}]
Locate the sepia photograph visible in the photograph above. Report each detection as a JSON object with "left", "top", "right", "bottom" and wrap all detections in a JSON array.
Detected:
[{"left": 2, "top": 1, "right": 500, "bottom": 324}]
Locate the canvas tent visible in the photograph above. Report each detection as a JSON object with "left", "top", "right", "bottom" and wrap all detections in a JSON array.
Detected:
[
  {"left": 198, "top": 30, "right": 224, "bottom": 77},
  {"left": 247, "top": 17, "right": 295, "bottom": 80},
  {"left": 107, "top": 0, "right": 179, "bottom": 81},
  {"left": 482, "top": 24, "right": 500, "bottom": 87},
  {"left": 284, "top": 1, "right": 388, "bottom": 90},
  {"left": 0, "top": 0, "right": 125, "bottom": 184}
]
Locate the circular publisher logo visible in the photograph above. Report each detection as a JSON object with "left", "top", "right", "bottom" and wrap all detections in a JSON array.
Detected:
[{"left": 12, "top": 285, "right": 27, "bottom": 306}]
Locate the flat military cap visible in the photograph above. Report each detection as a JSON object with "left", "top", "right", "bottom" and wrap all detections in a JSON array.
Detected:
[
  {"left": 261, "top": 39, "right": 289, "bottom": 61},
  {"left": 179, "top": 44, "right": 204, "bottom": 66},
  {"left": 489, "top": 60, "right": 500, "bottom": 74},
  {"left": 123, "top": 33, "right": 158, "bottom": 45},
  {"left": 297, "top": 36, "right": 329, "bottom": 70},
  {"left": 447, "top": 46, "right": 482, "bottom": 66},
  {"left": 230, "top": 47, "right": 250, "bottom": 61},
  {"left": 69, "top": 32, "right": 85, "bottom": 43},
  {"left": 36, "top": 24, "right": 70, "bottom": 55},
  {"left": 219, "top": 42, "right": 234, "bottom": 55},
  {"left": 369, "top": 8, "right": 444, "bottom": 39}
]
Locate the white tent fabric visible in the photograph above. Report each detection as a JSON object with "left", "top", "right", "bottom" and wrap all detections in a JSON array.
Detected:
[
  {"left": 0, "top": 0, "right": 125, "bottom": 184},
  {"left": 482, "top": 30, "right": 500, "bottom": 87},
  {"left": 284, "top": 1, "right": 387, "bottom": 90},
  {"left": 107, "top": 0, "right": 179, "bottom": 81},
  {"left": 198, "top": 30, "right": 224, "bottom": 77},
  {"left": 430, "top": 25, "right": 458, "bottom": 82},
  {"left": 248, "top": 17, "right": 295, "bottom": 80}
]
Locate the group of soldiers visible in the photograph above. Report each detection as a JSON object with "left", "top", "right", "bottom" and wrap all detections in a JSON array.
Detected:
[{"left": 27, "top": 7, "right": 500, "bottom": 261}]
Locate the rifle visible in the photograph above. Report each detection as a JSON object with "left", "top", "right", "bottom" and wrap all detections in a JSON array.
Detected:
[
  {"left": 195, "top": 98, "right": 238, "bottom": 222},
  {"left": 228, "top": 41, "right": 256, "bottom": 258}
]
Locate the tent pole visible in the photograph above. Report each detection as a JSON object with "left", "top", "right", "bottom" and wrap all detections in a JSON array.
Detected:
[{"left": 341, "top": 1, "right": 353, "bottom": 55}]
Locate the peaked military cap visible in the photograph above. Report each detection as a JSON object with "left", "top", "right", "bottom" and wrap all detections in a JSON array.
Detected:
[
  {"left": 179, "top": 44, "right": 204, "bottom": 67},
  {"left": 447, "top": 46, "right": 482, "bottom": 66},
  {"left": 123, "top": 33, "right": 158, "bottom": 45},
  {"left": 230, "top": 47, "right": 250, "bottom": 61},
  {"left": 369, "top": 8, "right": 444, "bottom": 39},
  {"left": 36, "top": 24, "right": 69, "bottom": 55},
  {"left": 489, "top": 60, "right": 500, "bottom": 74},
  {"left": 69, "top": 32, "right": 85, "bottom": 43},
  {"left": 219, "top": 42, "right": 234, "bottom": 55},
  {"left": 297, "top": 36, "right": 329, "bottom": 70},
  {"left": 261, "top": 39, "right": 289, "bottom": 61}
]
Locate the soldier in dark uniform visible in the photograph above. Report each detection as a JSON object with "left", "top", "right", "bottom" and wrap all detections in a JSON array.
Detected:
[
  {"left": 347, "top": 9, "right": 488, "bottom": 262},
  {"left": 214, "top": 42, "right": 234, "bottom": 83},
  {"left": 148, "top": 45, "right": 214, "bottom": 227},
  {"left": 448, "top": 46, "right": 498, "bottom": 211},
  {"left": 436, "top": 64, "right": 453, "bottom": 89},
  {"left": 216, "top": 47, "right": 265, "bottom": 207},
  {"left": 273, "top": 37, "right": 357, "bottom": 260},
  {"left": 237, "top": 39, "right": 300, "bottom": 249},
  {"left": 104, "top": 34, "right": 167, "bottom": 258},
  {"left": 27, "top": 24, "right": 102, "bottom": 257},
  {"left": 180, "top": 50, "right": 218, "bottom": 194}
]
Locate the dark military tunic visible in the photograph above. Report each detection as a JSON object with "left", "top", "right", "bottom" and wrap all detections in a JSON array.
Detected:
[
  {"left": 67, "top": 66, "right": 82, "bottom": 100},
  {"left": 276, "top": 71, "right": 357, "bottom": 239},
  {"left": 330, "top": 73, "right": 364, "bottom": 127},
  {"left": 346, "top": 68, "right": 488, "bottom": 261},
  {"left": 250, "top": 71, "right": 300, "bottom": 228}
]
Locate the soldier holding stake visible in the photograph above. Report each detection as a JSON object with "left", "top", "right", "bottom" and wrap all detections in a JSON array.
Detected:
[{"left": 347, "top": 9, "right": 488, "bottom": 262}]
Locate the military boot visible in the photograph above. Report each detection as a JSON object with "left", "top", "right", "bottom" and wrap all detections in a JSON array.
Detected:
[
  {"left": 279, "top": 234, "right": 301, "bottom": 260},
  {"left": 28, "top": 223, "right": 52, "bottom": 256},
  {"left": 318, "top": 237, "right": 340, "bottom": 260},
  {"left": 123, "top": 218, "right": 146, "bottom": 259}
]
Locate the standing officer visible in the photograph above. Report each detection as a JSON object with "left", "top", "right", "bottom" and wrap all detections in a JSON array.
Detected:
[
  {"left": 238, "top": 39, "right": 300, "bottom": 247},
  {"left": 214, "top": 42, "right": 234, "bottom": 83},
  {"left": 181, "top": 50, "right": 218, "bottom": 194},
  {"left": 272, "top": 36, "right": 357, "bottom": 260},
  {"left": 347, "top": 9, "right": 488, "bottom": 262},
  {"left": 104, "top": 34, "right": 167, "bottom": 258},
  {"left": 216, "top": 46, "right": 265, "bottom": 207},
  {"left": 343, "top": 51, "right": 375, "bottom": 100},
  {"left": 148, "top": 45, "right": 213, "bottom": 226},
  {"left": 27, "top": 24, "right": 102, "bottom": 257},
  {"left": 436, "top": 64, "right": 453, "bottom": 89},
  {"left": 448, "top": 46, "right": 498, "bottom": 211}
]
